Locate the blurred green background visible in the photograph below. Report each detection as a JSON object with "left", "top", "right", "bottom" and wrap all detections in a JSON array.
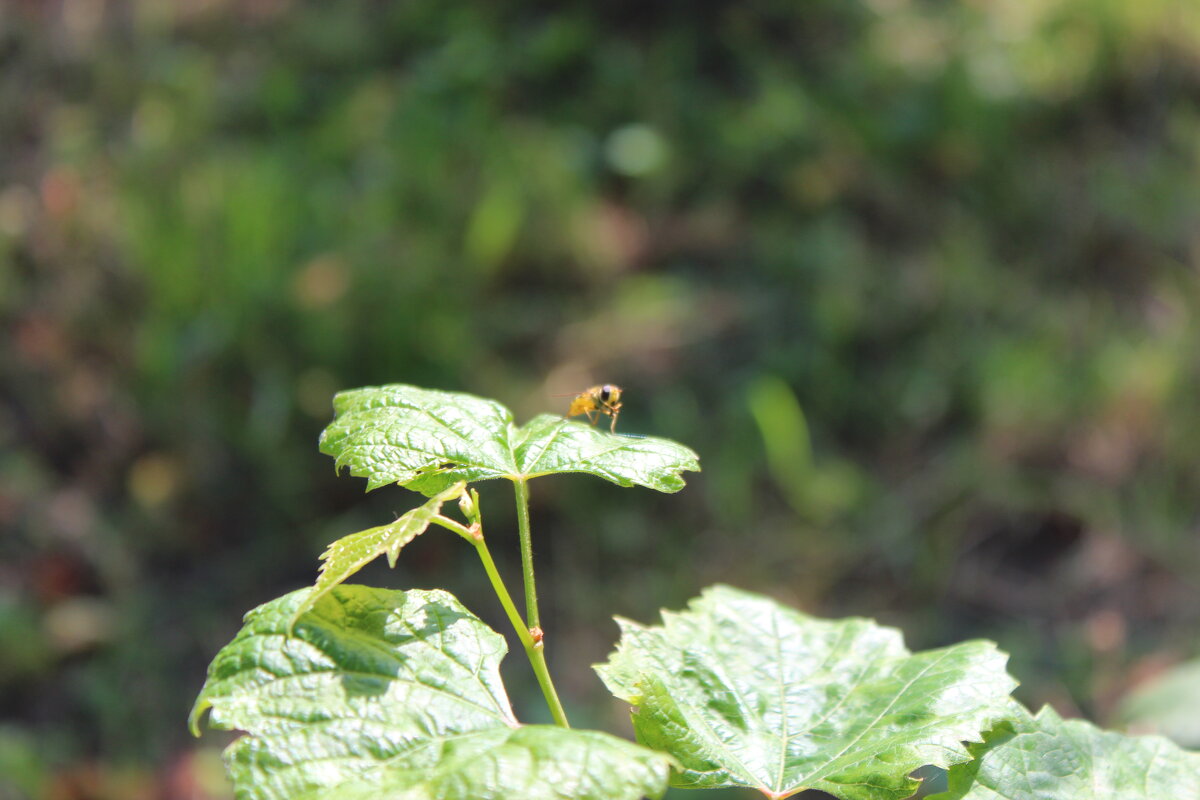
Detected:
[{"left": 2, "top": 1, "right": 1200, "bottom": 798}]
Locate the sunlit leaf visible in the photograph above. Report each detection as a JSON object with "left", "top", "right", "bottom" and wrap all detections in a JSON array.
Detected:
[
  {"left": 319, "top": 384, "right": 699, "bottom": 495},
  {"left": 288, "top": 483, "right": 465, "bottom": 628},
  {"left": 596, "top": 585, "right": 1018, "bottom": 800},
  {"left": 319, "top": 385, "right": 515, "bottom": 492},
  {"left": 294, "top": 727, "right": 672, "bottom": 800},
  {"left": 928, "top": 705, "right": 1200, "bottom": 799},
  {"left": 191, "top": 586, "right": 672, "bottom": 800},
  {"left": 511, "top": 413, "right": 698, "bottom": 491}
]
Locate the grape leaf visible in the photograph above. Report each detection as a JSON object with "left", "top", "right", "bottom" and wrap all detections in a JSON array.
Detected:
[
  {"left": 318, "top": 384, "right": 699, "bottom": 495},
  {"left": 293, "top": 727, "right": 673, "bottom": 800},
  {"left": 287, "top": 482, "right": 465, "bottom": 628},
  {"left": 191, "top": 585, "right": 672, "bottom": 800},
  {"left": 928, "top": 705, "right": 1200, "bottom": 799},
  {"left": 596, "top": 585, "right": 1018, "bottom": 800}
]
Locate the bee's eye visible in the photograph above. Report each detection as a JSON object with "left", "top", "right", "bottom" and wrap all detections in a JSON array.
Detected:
[{"left": 599, "top": 386, "right": 612, "bottom": 402}]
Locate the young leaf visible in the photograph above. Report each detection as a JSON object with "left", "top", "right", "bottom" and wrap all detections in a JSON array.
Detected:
[
  {"left": 320, "top": 385, "right": 515, "bottom": 492},
  {"left": 319, "top": 384, "right": 699, "bottom": 495},
  {"left": 191, "top": 585, "right": 672, "bottom": 800},
  {"left": 928, "top": 705, "right": 1200, "bottom": 799},
  {"left": 513, "top": 413, "right": 698, "bottom": 492},
  {"left": 287, "top": 482, "right": 465, "bottom": 628},
  {"left": 596, "top": 585, "right": 1018, "bottom": 800}
]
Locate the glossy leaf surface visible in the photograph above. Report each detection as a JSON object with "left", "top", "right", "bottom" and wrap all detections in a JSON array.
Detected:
[
  {"left": 597, "top": 585, "right": 1017, "bottom": 800},
  {"left": 318, "top": 384, "right": 699, "bottom": 495},
  {"left": 192, "top": 585, "right": 671, "bottom": 800},
  {"left": 294, "top": 727, "right": 673, "bottom": 800},
  {"left": 929, "top": 706, "right": 1200, "bottom": 799}
]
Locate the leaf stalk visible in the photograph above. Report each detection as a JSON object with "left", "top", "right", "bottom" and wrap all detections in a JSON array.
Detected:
[
  {"left": 513, "top": 478, "right": 539, "bottom": 629},
  {"left": 471, "top": 520, "right": 569, "bottom": 727}
]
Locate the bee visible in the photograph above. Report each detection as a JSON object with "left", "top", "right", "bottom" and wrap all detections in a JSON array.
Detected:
[{"left": 561, "top": 384, "right": 623, "bottom": 433}]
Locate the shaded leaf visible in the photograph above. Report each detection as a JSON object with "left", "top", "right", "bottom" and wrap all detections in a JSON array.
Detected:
[
  {"left": 596, "top": 585, "right": 1018, "bottom": 800},
  {"left": 192, "top": 585, "right": 671, "bottom": 800},
  {"left": 288, "top": 483, "right": 465, "bottom": 628},
  {"left": 319, "top": 384, "right": 699, "bottom": 495},
  {"left": 928, "top": 705, "right": 1200, "bottom": 799}
]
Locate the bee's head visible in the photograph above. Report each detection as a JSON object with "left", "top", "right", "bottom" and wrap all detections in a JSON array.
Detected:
[{"left": 599, "top": 384, "right": 619, "bottom": 403}]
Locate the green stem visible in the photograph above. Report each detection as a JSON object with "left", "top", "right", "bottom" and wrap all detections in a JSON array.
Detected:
[
  {"left": 430, "top": 515, "right": 475, "bottom": 540},
  {"left": 471, "top": 524, "right": 569, "bottom": 728},
  {"left": 513, "top": 478, "right": 539, "bottom": 629}
]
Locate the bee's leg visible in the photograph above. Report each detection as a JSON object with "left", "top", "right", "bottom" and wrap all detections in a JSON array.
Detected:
[
  {"left": 586, "top": 409, "right": 599, "bottom": 426},
  {"left": 608, "top": 404, "right": 621, "bottom": 433}
]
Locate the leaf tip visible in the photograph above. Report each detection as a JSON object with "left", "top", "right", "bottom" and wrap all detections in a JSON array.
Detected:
[
  {"left": 187, "top": 696, "right": 211, "bottom": 738},
  {"left": 609, "top": 614, "right": 644, "bottom": 635}
]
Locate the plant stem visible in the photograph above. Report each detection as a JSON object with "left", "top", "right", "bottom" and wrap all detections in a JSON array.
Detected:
[
  {"left": 513, "top": 478, "right": 539, "bottom": 629},
  {"left": 430, "top": 515, "right": 475, "bottom": 540},
  {"left": 434, "top": 506, "right": 569, "bottom": 726},
  {"left": 471, "top": 530, "right": 569, "bottom": 728}
]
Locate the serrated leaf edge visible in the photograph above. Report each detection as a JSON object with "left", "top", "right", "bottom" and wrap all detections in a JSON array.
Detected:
[
  {"left": 597, "top": 586, "right": 1020, "bottom": 799},
  {"left": 320, "top": 385, "right": 700, "bottom": 494},
  {"left": 286, "top": 483, "right": 466, "bottom": 632}
]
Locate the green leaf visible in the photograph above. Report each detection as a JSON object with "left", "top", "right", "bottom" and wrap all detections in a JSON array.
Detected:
[
  {"left": 318, "top": 384, "right": 699, "bottom": 495},
  {"left": 293, "top": 727, "right": 672, "bottom": 800},
  {"left": 191, "top": 585, "right": 672, "bottom": 800},
  {"left": 596, "top": 585, "right": 1018, "bottom": 800},
  {"left": 287, "top": 482, "right": 465, "bottom": 629},
  {"left": 1115, "top": 656, "right": 1200, "bottom": 748},
  {"left": 928, "top": 705, "right": 1200, "bottom": 799}
]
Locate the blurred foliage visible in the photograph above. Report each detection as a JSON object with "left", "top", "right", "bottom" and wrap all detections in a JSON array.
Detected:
[
  {"left": 1117, "top": 657, "right": 1200, "bottom": 749},
  {"left": 1, "top": 0, "right": 1199, "bottom": 797}
]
